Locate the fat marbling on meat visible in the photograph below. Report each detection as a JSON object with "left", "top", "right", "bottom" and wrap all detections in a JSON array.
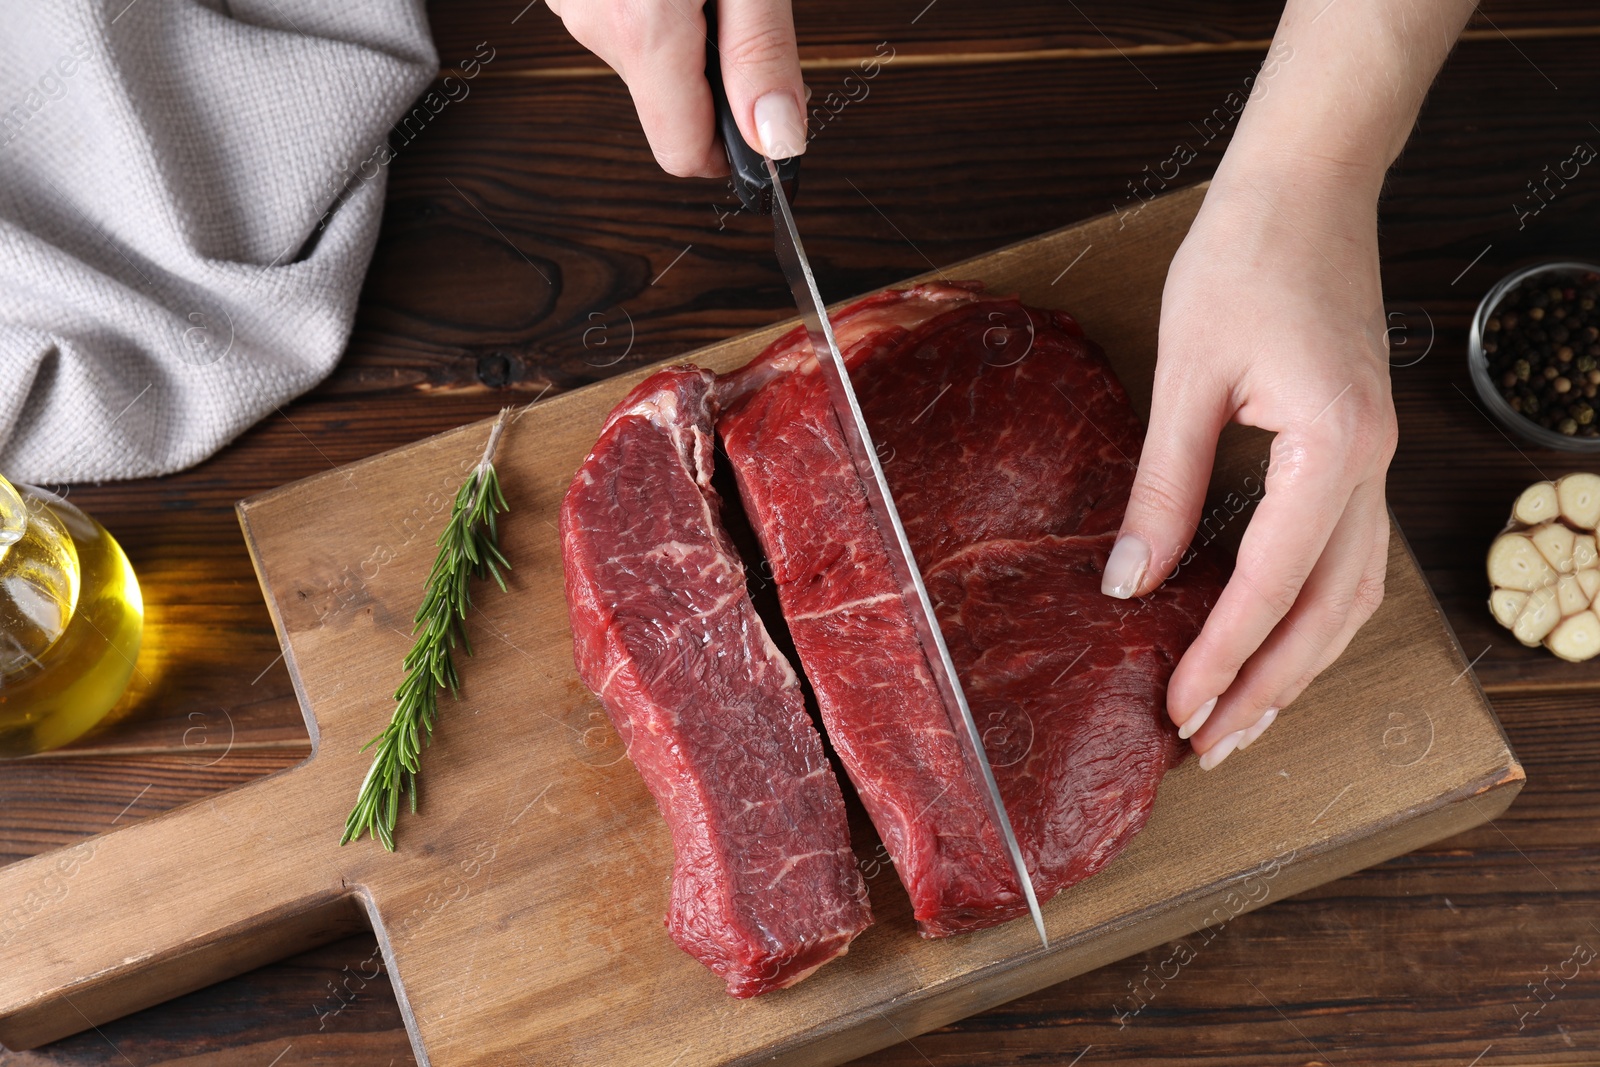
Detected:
[
  {"left": 560, "top": 366, "right": 872, "bottom": 994},
  {"left": 718, "top": 283, "right": 1222, "bottom": 935}
]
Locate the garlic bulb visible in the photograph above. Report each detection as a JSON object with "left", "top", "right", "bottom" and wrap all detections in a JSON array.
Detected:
[{"left": 1487, "top": 473, "right": 1600, "bottom": 662}]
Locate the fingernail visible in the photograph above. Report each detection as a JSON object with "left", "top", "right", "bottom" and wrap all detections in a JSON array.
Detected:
[
  {"left": 1102, "top": 534, "right": 1150, "bottom": 599},
  {"left": 1236, "top": 707, "right": 1278, "bottom": 750},
  {"left": 1199, "top": 728, "right": 1245, "bottom": 771},
  {"left": 754, "top": 91, "right": 806, "bottom": 159},
  {"left": 1177, "top": 696, "right": 1216, "bottom": 740}
]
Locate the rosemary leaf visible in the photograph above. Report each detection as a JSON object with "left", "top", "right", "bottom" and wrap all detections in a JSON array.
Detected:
[{"left": 340, "top": 408, "right": 515, "bottom": 851}]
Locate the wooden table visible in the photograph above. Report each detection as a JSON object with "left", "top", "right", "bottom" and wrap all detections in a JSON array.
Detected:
[{"left": 3, "top": 3, "right": 1597, "bottom": 1064}]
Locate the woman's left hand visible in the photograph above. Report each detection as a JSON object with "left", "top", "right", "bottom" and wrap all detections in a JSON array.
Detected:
[{"left": 1102, "top": 151, "right": 1398, "bottom": 768}]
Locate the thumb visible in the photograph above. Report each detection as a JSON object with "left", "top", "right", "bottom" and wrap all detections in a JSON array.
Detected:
[
  {"left": 1104, "top": 371, "right": 1230, "bottom": 598},
  {"left": 715, "top": 0, "right": 806, "bottom": 159}
]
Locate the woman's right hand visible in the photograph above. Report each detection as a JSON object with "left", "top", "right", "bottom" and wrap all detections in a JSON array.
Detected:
[{"left": 547, "top": 0, "right": 807, "bottom": 176}]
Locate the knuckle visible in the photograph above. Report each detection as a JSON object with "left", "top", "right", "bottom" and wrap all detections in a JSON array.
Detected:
[
  {"left": 1191, "top": 631, "right": 1252, "bottom": 688},
  {"left": 1253, "top": 580, "right": 1302, "bottom": 621},
  {"left": 1252, "top": 568, "right": 1309, "bottom": 622},
  {"left": 1306, "top": 589, "right": 1356, "bottom": 639},
  {"left": 579, "top": 0, "right": 668, "bottom": 62},
  {"left": 1349, "top": 571, "right": 1386, "bottom": 623},
  {"left": 726, "top": 23, "right": 797, "bottom": 72},
  {"left": 1304, "top": 378, "right": 1397, "bottom": 471},
  {"left": 651, "top": 147, "right": 704, "bottom": 177},
  {"left": 1234, "top": 551, "right": 1312, "bottom": 621},
  {"left": 1128, "top": 465, "right": 1193, "bottom": 527},
  {"left": 606, "top": 2, "right": 650, "bottom": 59},
  {"left": 1376, "top": 415, "right": 1399, "bottom": 465},
  {"left": 557, "top": 0, "right": 599, "bottom": 37},
  {"left": 1353, "top": 398, "right": 1400, "bottom": 464}
]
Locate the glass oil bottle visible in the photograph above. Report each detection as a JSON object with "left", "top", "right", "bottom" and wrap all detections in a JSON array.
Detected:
[{"left": 0, "top": 474, "right": 143, "bottom": 757}]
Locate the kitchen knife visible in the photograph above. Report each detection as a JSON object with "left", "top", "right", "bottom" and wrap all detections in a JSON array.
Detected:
[
  {"left": 764, "top": 162, "right": 1048, "bottom": 949},
  {"left": 703, "top": 25, "right": 1047, "bottom": 948},
  {"left": 704, "top": 1, "right": 799, "bottom": 214}
]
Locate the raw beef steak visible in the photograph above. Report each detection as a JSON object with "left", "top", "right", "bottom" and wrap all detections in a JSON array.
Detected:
[
  {"left": 718, "top": 284, "right": 1222, "bottom": 935},
  {"left": 561, "top": 366, "right": 872, "bottom": 995},
  {"left": 924, "top": 534, "right": 1214, "bottom": 906}
]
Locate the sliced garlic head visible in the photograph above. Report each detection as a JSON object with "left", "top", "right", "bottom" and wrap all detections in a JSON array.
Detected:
[{"left": 1488, "top": 474, "right": 1600, "bottom": 662}]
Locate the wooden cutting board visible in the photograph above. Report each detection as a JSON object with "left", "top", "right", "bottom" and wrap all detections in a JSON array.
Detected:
[{"left": 0, "top": 182, "right": 1523, "bottom": 1064}]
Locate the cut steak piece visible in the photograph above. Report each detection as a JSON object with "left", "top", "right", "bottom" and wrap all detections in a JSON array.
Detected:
[
  {"left": 925, "top": 534, "right": 1213, "bottom": 898},
  {"left": 717, "top": 287, "right": 1021, "bottom": 931},
  {"left": 561, "top": 366, "right": 872, "bottom": 996},
  {"left": 718, "top": 284, "right": 1223, "bottom": 935}
]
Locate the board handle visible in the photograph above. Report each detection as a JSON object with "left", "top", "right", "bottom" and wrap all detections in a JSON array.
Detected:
[{"left": 0, "top": 769, "right": 357, "bottom": 1050}]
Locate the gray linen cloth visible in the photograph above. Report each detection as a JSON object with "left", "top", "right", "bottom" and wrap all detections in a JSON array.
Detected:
[{"left": 0, "top": 1, "right": 438, "bottom": 482}]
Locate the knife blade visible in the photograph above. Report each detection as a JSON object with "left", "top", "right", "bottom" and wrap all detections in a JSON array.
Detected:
[
  {"left": 763, "top": 160, "right": 1047, "bottom": 948},
  {"left": 698, "top": 17, "right": 1045, "bottom": 945}
]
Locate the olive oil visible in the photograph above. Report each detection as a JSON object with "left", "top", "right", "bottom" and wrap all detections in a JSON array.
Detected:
[{"left": 0, "top": 475, "right": 143, "bottom": 757}]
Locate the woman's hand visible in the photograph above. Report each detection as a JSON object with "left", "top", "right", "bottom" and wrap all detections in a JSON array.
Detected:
[
  {"left": 1103, "top": 154, "right": 1398, "bottom": 769},
  {"left": 546, "top": 0, "right": 806, "bottom": 176},
  {"left": 1101, "top": 0, "right": 1477, "bottom": 768}
]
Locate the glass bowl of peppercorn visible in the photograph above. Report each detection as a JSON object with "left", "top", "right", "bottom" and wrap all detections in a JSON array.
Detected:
[{"left": 1470, "top": 260, "right": 1600, "bottom": 451}]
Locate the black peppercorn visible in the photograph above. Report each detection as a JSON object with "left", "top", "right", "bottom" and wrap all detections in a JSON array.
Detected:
[{"left": 1482, "top": 268, "right": 1600, "bottom": 442}]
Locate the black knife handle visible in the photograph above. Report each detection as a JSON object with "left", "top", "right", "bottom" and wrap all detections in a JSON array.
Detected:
[{"left": 704, "top": 0, "right": 800, "bottom": 215}]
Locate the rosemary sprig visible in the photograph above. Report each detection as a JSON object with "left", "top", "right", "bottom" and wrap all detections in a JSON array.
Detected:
[{"left": 341, "top": 409, "right": 514, "bottom": 850}]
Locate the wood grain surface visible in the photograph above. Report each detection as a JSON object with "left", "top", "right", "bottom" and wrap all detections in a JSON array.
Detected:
[
  {"left": 429, "top": 0, "right": 1600, "bottom": 71},
  {"left": 1, "top": 1, "right": 1597, "bottom": 1064},
  {"left": 0, "top": 182, "right": 1521, "bottom": 1066}
]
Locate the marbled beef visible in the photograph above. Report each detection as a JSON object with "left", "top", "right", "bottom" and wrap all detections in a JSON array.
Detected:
[
  {"left": 718, "top": 284, "right": 1221, "bottom": 935},
  {"left": 561, "top": 367, "right": 872, "bottom": 995}
]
